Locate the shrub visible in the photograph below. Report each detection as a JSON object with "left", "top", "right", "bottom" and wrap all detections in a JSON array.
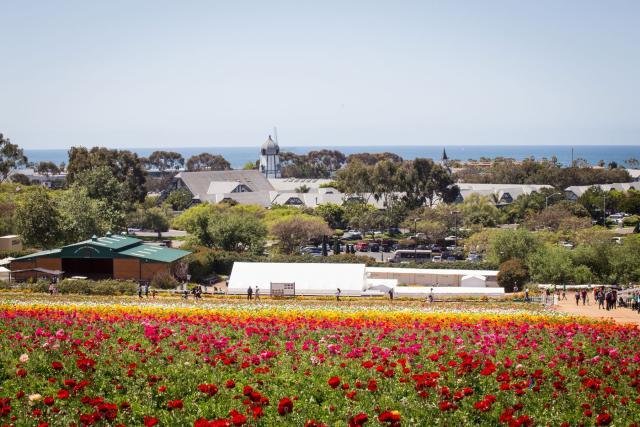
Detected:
[
  {"left": 56, "top": 279, "right": 138, "bottom": 295},
  {"left": 151, "top": 272, "right": 179, "bottom": 290},
  {"left": 623, "top": 215, "right": 640, "bottom": 226},
  {"left": 497, "top": 259, "right": 529, "bottom": 293}
]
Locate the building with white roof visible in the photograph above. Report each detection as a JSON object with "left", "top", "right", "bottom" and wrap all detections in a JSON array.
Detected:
[{"left": 227, "top": 262, "right": 503, "bottom": 297}]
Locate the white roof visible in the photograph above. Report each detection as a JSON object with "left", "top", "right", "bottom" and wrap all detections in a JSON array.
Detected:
[
  {"left": 565, "top": 182, "right": 638, "bottom": 198},
  {"left": 0, "top": 257, "right": 15, "bottom": 266},
  {"left": 366, "top": 267, "right": 498, "bottom": 277},
  {"left": 228, "top": 262, "right": 366, "bottom": 296}
]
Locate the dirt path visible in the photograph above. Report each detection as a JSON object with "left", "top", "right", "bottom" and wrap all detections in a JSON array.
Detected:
[{"left": 556, "top": 293, "right": 640, "bottom": 325}]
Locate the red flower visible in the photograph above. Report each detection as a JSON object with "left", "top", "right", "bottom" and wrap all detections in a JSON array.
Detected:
[
  {"left": 226, "top": 380, "right": 235, "bottom": 389},
  {"left": 43, "top": 396, "right": 54, "bottom": 406},
  {"left": 198, "top": 384, "right": 219, "bottom": 396},
  {"left": 348, "top": 413, "right": 368, "bottom": 426},
  {"left": 51, "top": 362, "right": 63, "bottom": 371},
  {"left": 167, "top": 399, "right": 183, "bottom": 410},
  {"left": 229, "top": 409, "right": 247, "bottom": 426},
  {"left": 144, "top": 416, "right": 159, "bottom": 426},
  {"left": 328, "top": 376, "right": 341, "bottom": 389},
  {"left": 378, "top": 410, "right": 401, "bottom": 423},
  {"left": 596, "top": 413, "right": 612, "bottom": 426},
  {"left": 277, "top": 397, "right": 293, "bottom": 415},
  {"left": 16, "top": 369, "right": 27, "bottom": 378}
]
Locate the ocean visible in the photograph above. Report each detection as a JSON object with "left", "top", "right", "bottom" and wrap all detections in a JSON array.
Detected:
[{"left": 24, "top": 145, "right": 639, "bottom": 169}]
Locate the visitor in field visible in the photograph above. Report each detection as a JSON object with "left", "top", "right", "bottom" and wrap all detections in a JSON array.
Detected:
[
  {"left": 255, "top": 286, "right": 260, "bottom": 300},
  {"left": 336, "top": 288, "right": 341, "bottom": 301},
  {"left": 388, "top": 288, "right": 394, "bottom": 301},
  {"left": 524, "top": 288, "right": 529, "bottom": 302},
  {"left": 581, "top": 289, "right": 587, "bottom": 306},
  {"left": 138, "top": 284, "right": 143, "bottom": 299},
  {"left": 247, "top": 286, "right": 253, "bottom": 300},
  {"left": 152, "top": 289, "right": 157, "bottom": 299},
  {"left": 598, "top": 290, "right": 605, "bottom": 310},
  {"left": 575, "top": 291, "right": 580, "bottom": 306},
  {"left": 144, "top": 283, "right": 150, "bottom": 298}
]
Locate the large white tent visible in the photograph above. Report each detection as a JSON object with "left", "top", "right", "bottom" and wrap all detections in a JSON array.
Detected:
[{"left": 228, "top": 262, "right": 367, "bottom": 296}]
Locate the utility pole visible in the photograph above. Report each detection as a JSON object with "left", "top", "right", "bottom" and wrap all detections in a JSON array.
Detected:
[
  {"left": 413, "top": 218, "right": 418, "bottom": 261},
  {"left": 603, "top": 193, "right": 607, "bottom": 227}
]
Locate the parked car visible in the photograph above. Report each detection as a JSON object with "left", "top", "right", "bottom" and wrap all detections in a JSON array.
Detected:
[
  {"left": 368, "top": 242, "right": 380, "bottom": 252},
  {"left": 355, "top": 241, "right": 369, "bottom": 252},
  {"left": 301, "top": 246, "right": 323, "bottom": 256},
  {"left": 466, "top": 253, "right": 482, "bottom": 262},
  {"left": 343, "top": 231, "right": 363, "bottom": 240},
  {"left": 432, "top": 255, "right": 442, "bottom": 262}
]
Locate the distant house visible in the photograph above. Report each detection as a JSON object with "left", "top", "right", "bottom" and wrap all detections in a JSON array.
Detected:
[
  {"left": 0, "top": 235, "right": 22, "bottom": 252},
  {"left": 7, "top": 168, "right": 66, "bottom": 188},
  {"left": 564, "top": 182, "right": 638, "bottom": 201}
]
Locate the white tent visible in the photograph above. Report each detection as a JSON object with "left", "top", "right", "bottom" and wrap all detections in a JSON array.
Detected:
[
  {"left": 228, "top": 262, "right": 367, "bottom": 296},
  {"left": 0, "top": 266, "right": 10, "bottom": 282},
  {"left": 460, "top": 275, "right": 487, "bottom": 287}
]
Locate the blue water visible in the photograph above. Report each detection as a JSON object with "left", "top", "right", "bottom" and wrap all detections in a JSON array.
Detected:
[{"left": 25, "top": 145, "right": 639, "bottom": 169}]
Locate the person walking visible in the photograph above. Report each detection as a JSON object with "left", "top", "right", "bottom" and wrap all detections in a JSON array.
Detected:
[
  {"left": 581, "top": 289, "right": 587, "bottom": 306},
  {"left": 138, "top": 283, "right": 143, "bottom": 299},
  {"left": 575, "top": 291, "right": 580, "bottom": 306},
  {"left": 255, "top": 286, "right": 260, "bottom": 301},
  {"left": 524, "top": 288, "right": 529, "bottom": 303},
  {"left": 598, "top": 290, "right": 605, "bottom": 310},
  {"left": 247, "top": 286, "right": 253, "bottom": 300},
  {"left": 144, "top": 283, "right": 150, "bottom": 298},
  {"left": 388, "top": 288, "right": 394, "bottom": 301},
  {"left": 336, "top": 288, "right": 341, "bottom": 302}
]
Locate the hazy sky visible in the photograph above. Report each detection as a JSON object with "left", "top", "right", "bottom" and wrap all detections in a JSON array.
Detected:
[{"left": 1, "top": 0, "right": 639, "bottom": 149}]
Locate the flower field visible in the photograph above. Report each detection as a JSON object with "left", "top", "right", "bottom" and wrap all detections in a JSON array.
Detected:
[{"left": 1, "top": 298, "right": 640, "bottom": 426}]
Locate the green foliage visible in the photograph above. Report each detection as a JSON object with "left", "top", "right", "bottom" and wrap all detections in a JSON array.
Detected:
[
  {"left": 185, "top": 153, "right": 231, "bottom": 171},
  {"left": 270, "top": 215, "right": 332, "bottom": 254},
  {"left": 487, "top": 229, "right": 542, "bottom": 265},
  {"left": 0, "top": 133, "right": 28, "bottom": 182},
  {"left": 14, "top": 187, "right": 62, "bottom": 248},
  {"left": 66, "top": 146, "right": 147, "bottom": 204},
  {"left": 208, "top": 212, "right": 267, "bottom": 254},
  {"left": 456, "top": 158, "right": 631, "bottom": 188},
  {"left": 146, "top": 151, "right": 184, "bottom": 173},
  {"left": 459, "top": 193, "right": 503, "bottom": 227},
  {"left": 497, "top": 258, "right": 529, "bottom": 292},
  {"left": 56, "top": 279, "right": 139, "bottom": 295},
  {"left": 151, "top": 272, "right": 179, "bottom": 290},
  {"left": 528, "top": 246, "right": 574, "bottom": 286},
  {"left": 314, "top": 203, "right": 345, "bottom": 229},
  {"left": 57, "top": 187, "right": 109, "bottom": 243},
  {"left": 242, "top": 161, "right": 258, "bottom": 170},
  {"left": 144, "top": 207, "right": 171, "bottom": 238}
]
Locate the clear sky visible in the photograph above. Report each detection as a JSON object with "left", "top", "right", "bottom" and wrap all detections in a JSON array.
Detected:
[{"left": 1, "top": 0, "right": 639, "bottom": 149}]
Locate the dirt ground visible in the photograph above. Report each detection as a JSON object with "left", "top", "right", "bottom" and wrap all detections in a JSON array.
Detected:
[{"left": 556, "top": 292, "right": 640, "bottom": 325}]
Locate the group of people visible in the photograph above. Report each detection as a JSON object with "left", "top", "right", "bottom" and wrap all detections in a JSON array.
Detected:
[
  {"left": 183, "top": 285, "right": 203, "bottom": 299},
  {"left": 137, "top": 283, "right": 157, "bottom": 299},
  {"left": 595, "top": 287, "right": 618, "bottom": 310},
  {"left": 246, "top": 286, "right": 260, "bottom": 300}
]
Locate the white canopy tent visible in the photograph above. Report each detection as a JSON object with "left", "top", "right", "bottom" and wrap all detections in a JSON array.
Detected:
[
  {"left": 394, "top": 286, "right": 505, "bottom": 298},
  {"left": 228, "top": 262, "right": 367, "bottom": 296}
]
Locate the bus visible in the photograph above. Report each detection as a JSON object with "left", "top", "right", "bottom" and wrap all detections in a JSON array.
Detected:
[{"left": 390, "top": 250, "right": 432, "bottom": 263}]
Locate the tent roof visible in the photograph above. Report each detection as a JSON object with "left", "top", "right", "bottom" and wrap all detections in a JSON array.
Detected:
[{"left": 228, "top": 262, "right": 366, "bottom": 295}]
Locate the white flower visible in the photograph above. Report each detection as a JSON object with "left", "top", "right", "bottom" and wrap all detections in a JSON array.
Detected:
[
  {"left": 28, "top": 393, "right": 42, "bottom": 404},
  {"left": 19, "top": 354, "right": 29, "bottom": 363}
]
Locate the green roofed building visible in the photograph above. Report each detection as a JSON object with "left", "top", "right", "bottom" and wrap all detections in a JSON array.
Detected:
[{"left": 10, "top": 233, "right": 190, "bottom": 282}]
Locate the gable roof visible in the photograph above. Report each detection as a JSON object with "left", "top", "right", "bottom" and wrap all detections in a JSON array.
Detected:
[{"left": 177, "top": 170, "right": 274, "bottom": 199}]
